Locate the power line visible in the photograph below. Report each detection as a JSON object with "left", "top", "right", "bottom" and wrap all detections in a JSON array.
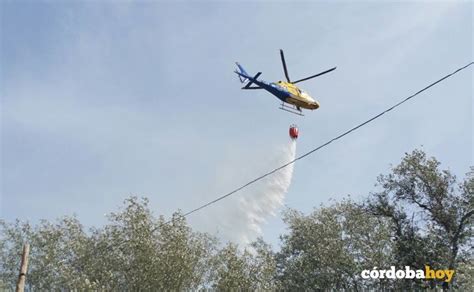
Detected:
[
  {"left": 180, "top": 61, "right": 474, "bottom": 218},
  {"left": 99, "top": 62, "right": 472, "bottom": 256}
]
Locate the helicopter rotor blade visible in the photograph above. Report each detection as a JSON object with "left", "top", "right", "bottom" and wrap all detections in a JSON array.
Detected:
[
  {"left": 292, "top": 67, "right": 337, "bottom": 84},
  {"left": 280, "top": 49, "right": 291, "bottom": 82}
]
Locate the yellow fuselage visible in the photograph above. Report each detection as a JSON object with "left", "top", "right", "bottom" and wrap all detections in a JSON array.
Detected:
[{"left": 277, "top": 81, "right": 320, "bottom": 110}]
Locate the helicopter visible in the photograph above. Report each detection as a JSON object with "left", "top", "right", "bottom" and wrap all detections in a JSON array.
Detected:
[{"left": 234, "top": 49, "right": 336, "bottom": 116}]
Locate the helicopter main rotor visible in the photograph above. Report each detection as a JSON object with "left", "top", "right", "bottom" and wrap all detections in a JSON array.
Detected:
[{"left": 279, "top": 49, "right": 336, "bottom": 84}]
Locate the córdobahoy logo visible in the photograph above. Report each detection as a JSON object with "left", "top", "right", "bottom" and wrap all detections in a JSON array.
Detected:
[{"left": 361, "top": 266, "right": 455, "bottom": 282}]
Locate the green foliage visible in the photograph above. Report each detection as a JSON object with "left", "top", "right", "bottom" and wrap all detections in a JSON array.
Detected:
[
  {"left": 0, "top": 197, "right": 218, "bottom": 290},
  {"left": 211, "top": 243, "right": 253, "bottom": 290},
  {"left": 366, "top": 149, "right": 473, "bottom": 289},
  {"left": 1, "top": 149, "right": 472, "bottom": 290},
  {"left": 455, "top": 259, "right": 474, "bottom": 290},
  {"left": 0, "top": 217, "right": 92, "bottom": 290},
  {"left": 276, "top": 199, "right": 394, "bottom": 290},
  {"left": 207, "top": 239, "right": 277, "bottom": 290},
  {"left": 0, "top": 197, "right": 275, "bottom": 290}
]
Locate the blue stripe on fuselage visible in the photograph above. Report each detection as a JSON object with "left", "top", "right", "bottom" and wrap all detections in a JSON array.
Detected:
[
  {"left": 235, "top": 72, "right": 290, "bottom": 102},
  {"left": 267, "top": 83, "right": 291, "bottom": 102}
]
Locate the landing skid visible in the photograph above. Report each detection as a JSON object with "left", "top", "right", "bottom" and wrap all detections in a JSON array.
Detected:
[{"left": 279, "top": 103, "right": 304, "bottom": 116}]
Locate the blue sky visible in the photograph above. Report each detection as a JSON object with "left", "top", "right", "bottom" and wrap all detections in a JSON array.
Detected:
[{"left": 1, "top": 1, "right": 472, "bottom": 247}]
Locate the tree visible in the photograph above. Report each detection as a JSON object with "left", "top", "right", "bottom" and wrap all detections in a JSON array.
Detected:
[
  {"left": 248, "top": 238, "right": 278, "bottom": 290},
  {"left": 73, "top": 197, "right": 218, "bottom": 290},
  {"left": 209, "top": 239, "right": 277, "bottom": 290},
  {"left": 275, "top": 199, "right": 394, "bottom": 290},
  {"left": 1, "top": 150, "right": 471, "bottom": 290},
  {"left": 366, "top": 149, "right": 473, "bottom": 289},
  {"left": 0, "top": 197, "right": 218, "bottom": 290},
  {"left": 0, "top": 217, "right": 93, "bottom": 290},
  {"left": 211, "top": 243, "right": 253, "bottom": 290}
]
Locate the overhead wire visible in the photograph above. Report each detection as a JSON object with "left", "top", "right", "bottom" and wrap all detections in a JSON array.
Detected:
[
  {"left": 97, "top": 62, "right": 472, "bottom": 255},
  {"left": 179, "top": 61, "right": 474, "bottom": 219}
]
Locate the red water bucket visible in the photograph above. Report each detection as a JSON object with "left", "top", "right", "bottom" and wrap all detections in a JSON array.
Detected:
[{"left": 289, "top": 125, "right": 298, "bottom": 139}]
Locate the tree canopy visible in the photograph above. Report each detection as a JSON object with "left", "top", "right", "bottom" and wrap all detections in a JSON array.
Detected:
[{"left": 1, "top": 149, "right": 472, "bottom": 290}]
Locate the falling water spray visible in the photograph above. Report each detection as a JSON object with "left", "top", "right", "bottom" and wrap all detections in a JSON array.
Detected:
[
  {"left": 197, "top": 138, "right": 297, "bottom": 246},
  {"left": 234, "top": 139, "right": 297, "bottom": 245}
]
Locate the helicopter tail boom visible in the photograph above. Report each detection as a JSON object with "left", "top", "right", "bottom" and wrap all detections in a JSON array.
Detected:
[
  {"left": 235, "top": 62, "right": 250, "bottom": 83},
  {"left": 234, "top": 62, "right": 263, "bottom": 89}
]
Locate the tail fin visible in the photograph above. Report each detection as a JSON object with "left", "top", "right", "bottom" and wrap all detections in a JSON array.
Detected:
[{"left": 234, "top": 62, "right": 250, "bottom": 83}]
